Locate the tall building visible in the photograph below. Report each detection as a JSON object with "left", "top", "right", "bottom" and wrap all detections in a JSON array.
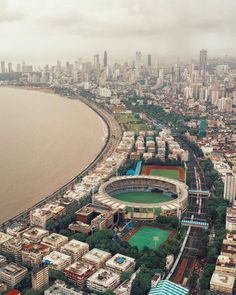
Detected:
[
  {"left": 103, "top": 51, "right": 108, "bottom": 67},
  {"left": 135, "top": 51, "right": 142, "bottom": 70},
  {"left": 148, "top": 54, "right": 152, "bottom": 66},
  {"left": 32, "top": 264, "right": 49, "bottom": 290},
  {"left": 224, "top": 173, "right": 236, "bottom": 204},
  {"left": 8, "top": 62, "right": 12, "bottom": 73},
  {"left": 94, "top": 54, "right": 99, "bottom": 68},
  {"left": 1, "top": 61, "right": 5, "bottom": 73},
  {"left": 199, "top": 49, "right": 207, "bottom": 75}
]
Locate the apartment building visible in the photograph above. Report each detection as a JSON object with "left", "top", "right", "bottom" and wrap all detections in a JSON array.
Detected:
[
  {"left": 32, "top": 264, "right": 49, "bottom": 290},
  {"left": 82, "top": 248, "right": 111, "bottom": 270},
  {"left": 2, "top": 238, "right": 24, "bottom": 263},
  {"left": 0, "top": 232, "right": 13, "bottom": 251},
  {"left": 0, "top": 263, "right": 27, "bottom": 289},
  {"left": 105, "top": 254, "right": 135, "bottom": 274},
  {"left": 87, "top": 268, "right": 120, "bottom": 293},
  {"left": 22, "top": 227, "right": 49, "bottom": 243},
  {"left": 41, "top": 233, "right": 68, "bottom": 251},
  {"left": 210, "top": 271, "right": 235, "bottom": 294},
  {"left": 64, "top": 261, "right": 96, "bottom": 287},
  {"left": 60, "top": 239, "right": 89, "bottom": 262},
  {"left": 43, "top": 251, "right": 71, "bottom": 271},
  {"left": 21, "top": 243, "right": 50, "bottom": 267}
]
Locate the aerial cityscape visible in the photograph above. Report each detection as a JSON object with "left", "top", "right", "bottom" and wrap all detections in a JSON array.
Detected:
[{"left": 0, "top": 1, "right": 236, "bottom": 295}]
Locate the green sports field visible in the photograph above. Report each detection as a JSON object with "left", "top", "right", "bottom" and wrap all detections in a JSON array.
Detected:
[
  {"left": 113, "top": 191, "right": 172, "bottom": 203},
  {"left": 128, "top": 225, "right": 171, "bottom": 250},
  {"left": 150, "top": 169, "right": 179, "bottom": 180}
]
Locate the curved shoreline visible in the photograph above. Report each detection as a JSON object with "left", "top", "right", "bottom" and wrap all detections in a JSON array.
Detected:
[{"left": 0, "top": 90, "right": 121, "bottom": 229}]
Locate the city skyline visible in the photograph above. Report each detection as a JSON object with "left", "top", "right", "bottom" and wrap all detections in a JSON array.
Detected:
[{"left": 1, "top": 0, "right": 236, "bottom": 64}]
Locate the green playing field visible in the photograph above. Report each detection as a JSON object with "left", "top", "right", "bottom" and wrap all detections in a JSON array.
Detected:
[
  {"left": 128, "top": 225, "right": 171, "bottom": 250},
  {"left": 113, "top": 191, "right": 172, "bottom": 203},
  {"left": 150, "top": 169, "right": 179, "bottom": 180}
]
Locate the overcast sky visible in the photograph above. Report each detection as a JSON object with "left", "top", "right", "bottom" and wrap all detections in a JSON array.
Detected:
[{"left": 0, "top": 0, "right": 236, "bottom": 64}]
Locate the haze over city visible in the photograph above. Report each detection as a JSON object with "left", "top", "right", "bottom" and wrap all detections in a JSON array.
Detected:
[
  {"left": 1, "top": 0, "right": 236, "bottom": 63},
  {"left": 0, "top": 1, "right": 236, "bottom": 295}
]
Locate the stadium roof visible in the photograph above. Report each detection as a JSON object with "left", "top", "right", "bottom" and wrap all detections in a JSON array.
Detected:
[{"left": 148, "top": 280, "right": 188, "bottom": 295}]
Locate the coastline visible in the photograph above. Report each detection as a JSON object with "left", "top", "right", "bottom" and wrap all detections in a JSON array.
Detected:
[{"left": 0, "top": 86, "right": 121, "bottom": 229}]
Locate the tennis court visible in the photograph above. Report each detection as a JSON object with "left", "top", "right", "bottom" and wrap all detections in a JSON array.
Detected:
[{"left": 127, "top": 225, "right": 172, "bottom": 250}]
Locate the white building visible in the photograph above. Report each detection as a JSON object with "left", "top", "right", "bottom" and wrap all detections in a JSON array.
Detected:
[
  {"left": 82, "top": 248, "right": 111, "bottom": 270},
  {"left": 224, "top": 173, "right": 236, "bottom": 204},
  {"left": 226, "top": 207, "right": 236, "bottom": 232},
  {"left": 105, "top": 254, "right": 135, "bottom": 274},
  {"left": 60, "top": 239, "right": 89, "bottom": 262},
  {"left": 41, "top": 233, "right": 68, "bottom": 251},
  {"left": 43, "top": 251, "right": 71, "bottom": 271},
  {"left": 210, "top": 271, "right": 235, "bottom": 294},
  {"left": 22, "top": 227, "right": 49, "bottom": 243},
  {"left": 87, "top": 268, "right": 120, "bottom": 293}
]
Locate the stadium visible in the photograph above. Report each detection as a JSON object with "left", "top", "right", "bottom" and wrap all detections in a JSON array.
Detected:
[{"left": 94, "top": 175, "right": 188, "bottom": 220}]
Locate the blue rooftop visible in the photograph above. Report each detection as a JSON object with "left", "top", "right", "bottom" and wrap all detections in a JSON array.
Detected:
[{"left": 148, "top": 280, "right": 188, "bottom": 295}]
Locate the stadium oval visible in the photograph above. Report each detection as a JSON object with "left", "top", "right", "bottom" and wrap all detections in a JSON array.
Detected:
[{"left": 94, "top": 175, "right": 188, "bottom": 220}]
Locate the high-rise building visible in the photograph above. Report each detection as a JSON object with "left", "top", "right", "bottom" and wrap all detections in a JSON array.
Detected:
[
  {"left": 16, "top": 64, "right": 21, "bottom": 73},
  {"left": 94, "top": 54, "right": 99, "bottom": 68},
  {"left": 135, "top": 51, "right": 142, "bottom": 70},
  {"left": 32, "top": 264, "right": 49, "bottom": 290},
  {"left": 148, "top": 54, "right": 152, "bottom": 66},
  {"left": 224, "top": 173, "right": 236, "bottom": 204},
  {"left": 103, "top": 51, "right": 108, "bottom": 67},
  {"left": 8, "top": 63, "right": 13, "bottom": 73},
  {"left": 1, "top": 61, "right": 5, "bottom": 73},
  {"left": 0, "top": 263, "right": 27, "bottom": 289},
  {"left": 199, "top": 49, "right": 207, "bottom": 75}
]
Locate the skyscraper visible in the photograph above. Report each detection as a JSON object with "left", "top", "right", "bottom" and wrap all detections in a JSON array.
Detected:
[
  {"left": 32, "top": 264, "right": 49, "bottom": 290},
  {"left": 148, "top": 54, "right": 152, "bottom": 66},
  {"left": 224, "top": 173, "right": 236, "bottom": 204},
  {"left": 103, "top": 51, "right": 108, "bottom": 67},
  {"left": 199, "top": 49, "right": 207, "bottom": 75},
  {"left": 94, "top": 54, "right": 99, "bottom": 68},
  {"left": 135, "top": 51, "right": 142, "bottom": 70},
  {"left": 1, "top": 61, "right": 5, "bottom": 73}
]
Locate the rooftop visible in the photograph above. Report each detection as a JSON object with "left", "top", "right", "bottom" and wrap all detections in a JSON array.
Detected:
[
  {"left": 64, "top": 261, "right": 94, "bottom": 275},
  {"left": 61, "top": 239, "right": 89, "bottom": 253},
  {"left": 0, "top": 232, "right": 13, "bottom": 244},
  {"left": 148, "top": 280, "right": 188, "bottom": 295},
  {"left": 82, "top": 248, "right": 111, "bottom": 263},
  {"left": 43, "top": 251, "right": 71, "bottom": 265},
  {"left": 210, "top": 271, "right": 235, "bottom": 288},
  {"left": 0, "top": 263, "right": 27, "bottom": 276},
  {"left": 87, "top": 268, "right": 119, "bottom": 287},
  {"left": 105, "top": 253, "right": 135, "bottom": 271}
]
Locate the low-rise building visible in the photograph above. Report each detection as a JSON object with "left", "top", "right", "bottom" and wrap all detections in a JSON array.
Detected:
[
  {"left": 64, "top": 261, "right": 96, "bottom": 287},
  {"left": 60, "top": 239, "right": 89, "bottom": 262},
  {"left": 226, "top": 207, "right": 236, "bottom": 232},
  {"left": 0, "top": 263, "right": 27, "bottom": 289},
  {"left": 22, "top": 243, "right": 50, "bottom": 266},
  {"left": 44, "top": 281, "right": 83, "bottom": 295},
  {"left": 105, "top": 254, "right": 135, "bottom": 274},
  {"left": 0, "top": 255, "right": 7, "bottom": 267},
  {"left": 87, "top": 268, "right": 120, "bottom": 293},
  {"left": 82, "top": 248, "right": 111, "bottom": 270},
  {"left": 210, "top": 270, "right": 235, "bottom": 294},
  {"left": 2, "top": 238, "right": 24, "bottom": 263},
  {"left": 43, "top": 251, "right": 71, "bottom": 271},
  {"left": 32, "top": 264, "right": 49, "bottom": 290},
  {"left": 215, "top": 255, "right": 236, "bottom": 276},
  {"left": 22, "top": 227, "right": 49, "bottom": 243},
  {"left": 41, "top": 233, "right": 68, "bottom": 251},
  {"left": 30, "top": 204, "right": 66, "bottom": 229},
  {"left": 0, "top": 232, "right": 13, "bottom": 251}
]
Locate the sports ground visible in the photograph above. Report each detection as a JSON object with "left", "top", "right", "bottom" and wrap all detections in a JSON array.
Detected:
[
  {"left": 125, "top": 225, "right": 173, "bottom": 250},
  {"left": 142, "top": 165, "right": 185, "bottom": 182},
  {"left": 113, "top": 191, "right": 172, "bottom": 203}
]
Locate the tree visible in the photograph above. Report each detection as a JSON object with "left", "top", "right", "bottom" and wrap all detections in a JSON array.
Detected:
[
  {"left": 49, "top": 269, "right": 66, "bottom": 282},
  {"left": 131, "top": 269, "right": 151, "bottom": 295},
  {"left": 120, "top": 271, "right": 132, "bottom": 283},
  {"left": 24, "top": 289, "right": 44, "bottom": 295},
  {"left": 101, "top": 290, "right": 115, "bottom": 295}
]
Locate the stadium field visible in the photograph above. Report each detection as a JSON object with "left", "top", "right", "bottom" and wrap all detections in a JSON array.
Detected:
[
  {"left": 142, "top": 165, "right": 185, "bottom": 182},
  {"left": 113, "top": 191, "right": 172, "bottom": 203},
  {"left": 126, "top": 225, "right": 172, "bottom": 250}
]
